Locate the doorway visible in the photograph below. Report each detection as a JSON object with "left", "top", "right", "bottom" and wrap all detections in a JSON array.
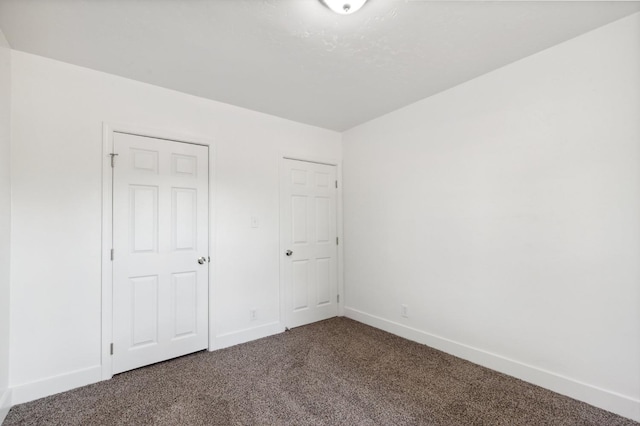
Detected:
[
  {"left": 107, "top": 130, "right": 210, "bottom": 374},
  {"left": 281, "top": 158, "right": 339, "bottom": 328}
]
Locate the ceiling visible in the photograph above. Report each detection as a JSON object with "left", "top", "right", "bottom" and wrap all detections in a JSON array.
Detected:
[{"left": 0, "top": 1, "right": 639, "bottom": 131}]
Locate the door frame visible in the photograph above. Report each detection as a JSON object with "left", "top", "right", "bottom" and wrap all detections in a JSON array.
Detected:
[
  {"left": 278, "top": 153, "right": 344, "bottom": 330},
  {"left": 101, "top": 122, "right": 216, "bottom": 380}
]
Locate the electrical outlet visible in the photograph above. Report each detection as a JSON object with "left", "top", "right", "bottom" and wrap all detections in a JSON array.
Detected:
[
  {"left": 249, "top": 309, "right": 257, "bottom": 321},
  {"left": 401, "top": 304, "right": 409, "bottom": 318}
]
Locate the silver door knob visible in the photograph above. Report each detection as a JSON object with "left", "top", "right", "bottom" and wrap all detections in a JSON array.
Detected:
[
  {"left": 285, "top": 250, "right": 293, "bottom": 256},
  {"left": 197, "top": 256, "right": 207, "bottom": 264}
]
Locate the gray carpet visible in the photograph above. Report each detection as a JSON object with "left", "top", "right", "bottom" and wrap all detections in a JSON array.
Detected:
[{"left": 4, "top": 318, "right": 637, "bottom": 425}]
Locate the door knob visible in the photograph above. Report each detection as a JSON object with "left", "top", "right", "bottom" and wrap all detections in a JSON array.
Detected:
[
  {"left": 197, "top": 256, "right": 207, "bottom": 264},
  {"left": 285, "top": 250, "right": 293, "bottom": 256}
]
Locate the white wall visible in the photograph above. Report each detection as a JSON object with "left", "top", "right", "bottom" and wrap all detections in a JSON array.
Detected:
[
  {"left": 343, "top": 13, "right": 640, "bottom": 421},
  {"left": 9, "top": 51, "right": 341, "bottom": 401},
  {"left": 0, "top": 27, "right": 12, "bottom": 422}
]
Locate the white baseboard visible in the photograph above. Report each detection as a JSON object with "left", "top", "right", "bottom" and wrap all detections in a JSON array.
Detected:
[
  {"left": 10, "top": 322, "right": 284, "bottom": 407},
  {"left": 344, "top": 307, "right": 640, "bottom": 422},
  {"left": 211, "top": 321, "right": 284, "bottom": 351},
  {"left": 11, "top": 366, "right": 102, "bottom": 406},
  {"left": 0, "top": 388, "right": 12, "bottom": 425}
]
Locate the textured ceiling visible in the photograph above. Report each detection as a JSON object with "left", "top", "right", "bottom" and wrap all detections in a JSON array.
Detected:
[{"left": 0, "top": 1, "right": 639, "bottom": 131}]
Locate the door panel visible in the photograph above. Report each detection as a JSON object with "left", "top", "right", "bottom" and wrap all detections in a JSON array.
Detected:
[
  {"left": 172, "top": 188, "right": 197, "bottom": 250},
  {"left": 315, "top": 197, "right": 330, "bottom": 243},
  {"left": 316, "top": 258, "right": 331, "bottom": 305},
  {"left": 130, "top": 185, "right": 158, "bottom": 253},
  {"left": 130, "top": 275, "right": 159, "bottom": 347},
  {"left": 282, "top": 159, "right": 338, "bottom": 328},
  {"left": 113, "top": 132, "right": 208, "bottom": 374},
  {"left": 293, "top": 260, "right": 310, "bottom": 311},
  {"left": 172, "top": 271, "right": 198, "bottom": 338}
]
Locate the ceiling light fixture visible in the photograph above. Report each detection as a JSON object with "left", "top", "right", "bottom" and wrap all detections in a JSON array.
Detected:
[{"left": 322, "top": 0, "right": 368, "bottom": 15}]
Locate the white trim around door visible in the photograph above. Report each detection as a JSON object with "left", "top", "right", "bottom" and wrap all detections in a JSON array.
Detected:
[{"left": 101, "top": 123, "right": 216, "bottom": 380}]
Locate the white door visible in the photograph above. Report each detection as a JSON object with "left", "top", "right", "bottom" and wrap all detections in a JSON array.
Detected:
[
  {"left": 112, "top": 132, "right": 209, "bottom": 374},
  {"left": 282, "top": 159, "right": 338, "bottom": 328}
]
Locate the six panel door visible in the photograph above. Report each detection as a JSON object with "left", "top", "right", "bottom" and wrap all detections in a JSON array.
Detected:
[
  {"left": 282, "top": 159, "right": 338, "bottom": 328},
  {"left": 112, "top": 132, "right": 209, "bottom": 374}
]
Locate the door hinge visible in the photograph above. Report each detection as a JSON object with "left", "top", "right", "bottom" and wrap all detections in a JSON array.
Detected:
[
  {"left": 336, "top": 237, "right": 339, "bottom": 245},
  {"left": 110, "top": 248, "right": 114, "bottom": 261},
  {"left": 337, "top": 294, "right": 340, "bottom": 303},
  {"left": 110, "top": 153, "right": 119, "bottom": 168},
  {"left": 335, "top": 180, "right": 338, "bottom": 189},
  {"left": 110, "top": 343, "right": 114, "bottom": 355}
]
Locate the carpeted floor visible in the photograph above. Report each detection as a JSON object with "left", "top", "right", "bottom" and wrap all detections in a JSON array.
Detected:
[{"left": 4, "top": 318, "right": 637, "bottom": 425}]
